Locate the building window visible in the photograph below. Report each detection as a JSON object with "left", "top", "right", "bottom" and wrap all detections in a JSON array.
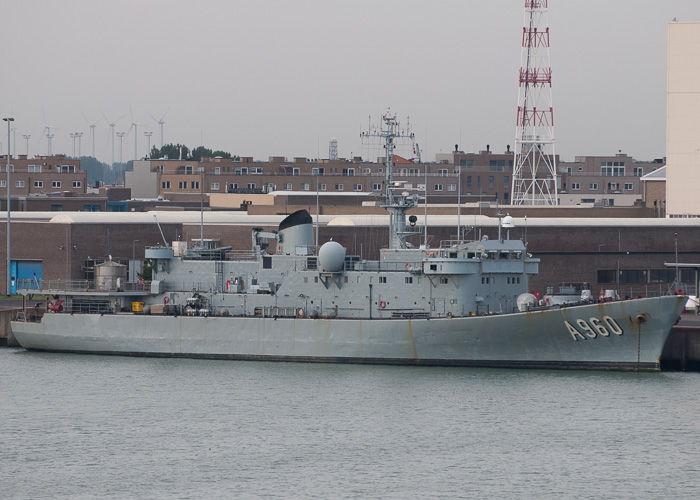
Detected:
[
  {"left": 466, "top": 176, "right": 472, "bottom": 189},
  {"left": 438, "top": 169, "right": 448, "bottom": 177},
  {"left": 607, "top": 182, "right": 619, "bottom": 191},
  {"left": 440, "top": 277, "right": 449, "bottom": 284},
  {"left": 434, "top": 184, "right": 443, "bottom": 192},
  {"left": 60, "top": 165, "right": 75, "bottom": 173},
  {"left": 162, "top": 181, "right": 171, "bottom": 189},
  {"left": 34, "top": 181, "right": 43, "bottom": 188},
  {"left": 601, "top": 162, "right": 625, "bottom": 176},
  {"left": 488, "top": 176, "right": 495, "bottom": 189},
  {"left": 335, "top": 184, "right": 344, "bottom": 191},
  {"left": 372, "top": 183, "right": 382, "bottom": 191},
  {"left": 210, "top": 182, "right": 220, "bottom": 191},
  {"left": 301, "top": 183, "right": 310, "bottom": 191},
  {"left": 342, "top": 168, "right": 355, "bottom": 176},
  {"left": 624, "top": 183, "right": 633, "bottom": 191},
  {"left": 28, "top": 165, "right": 41, "bottom": 173},
  {"left": 184, "top": 165, "right": 193, "bottom": 174},
  {"left": 50, "top": 180, "right": 59, "bottom": 188},
  {"left": 247, "top": 183, "right": 256, "bottom": 189},
  {"left": 504, "top": 176, "right": 510, "bottom": 189},
  {"left": 214, "top": 167, "right": 220, "bottom": 175},
  {"left": 589, "top": 182, "right": 598, "bottom": 190},
  {"left": 379, "top": 276, "right": 387, "bottom": 283},
  {"left": 571, "top": 182, "right": 580, "bottom": 190},
  {"left": 284, "top": 183, "right": 292, "bottom": 190},
  {"left": 353, "top": 184, "right": 362, "bottom": 191},
  {"left": 196, "top": 166, "right": 204, "bottom": 173},
  {"left": 191, "top": 181, "right": 200, "bottom": 190},
  {"left": 72, "top": 181, "right": 82, "bottom": 188},
  {"left": 459, "top": 159, "right": 473, "bottom": 167},
  {"left": 319, "top": 184, "right": 326, "bottom": 191},
  {"left": 312, "top": 167, "right": 325, "bottom": 176},
  {"left": 448, "top": 184, "right": 456, "bottom": 191},
  {"left": 293, "top": 168, "right": 300, "bottom": 176},
  {"left": 0, "top": 180, "right": 5, "bottom": 188},
  {"left": 178, "top": 181, "right": 187, "bottom": 189},
  {"left": 405, "top": 277, "right": 413, "bottom": 284},
  {"left": 50, "top": 204, "right": 63, "bottom": 211},
  {"left": 634, "top": 167, "right": 644, "bottom": 176}
]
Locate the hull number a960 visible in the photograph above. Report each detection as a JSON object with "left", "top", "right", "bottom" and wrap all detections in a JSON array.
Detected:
[{"left": 564, "top": 316, "right": 624, "bottom": 341}]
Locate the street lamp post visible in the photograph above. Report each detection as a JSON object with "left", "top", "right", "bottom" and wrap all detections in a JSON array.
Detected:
[
  {"left": 132, "top": 239, "right": 140, "bottom": 281},
  {"left": 4, "top": 117, "right": 14, "bottom": 295}
]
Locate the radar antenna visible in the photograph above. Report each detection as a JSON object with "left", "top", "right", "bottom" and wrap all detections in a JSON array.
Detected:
[{"left": 360, "top": 110, "right": 417, "bottom": 249}]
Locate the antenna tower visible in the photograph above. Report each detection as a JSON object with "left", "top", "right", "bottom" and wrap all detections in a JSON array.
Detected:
[
  {"left": 329, "top": 138, "right": 338, "bottom": 160},
  {"left": 511, "top": 0, "right": 557, "bottom": 205}
]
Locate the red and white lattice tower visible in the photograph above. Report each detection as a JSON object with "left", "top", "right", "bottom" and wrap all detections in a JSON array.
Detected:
[{"left": 511, "top": 0, "right": 557, "bottom": 205}]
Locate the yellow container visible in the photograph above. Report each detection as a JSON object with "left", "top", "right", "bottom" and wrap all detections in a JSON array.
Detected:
[{"left": 132, "top": 302, "right": 144, "bottom": 313}]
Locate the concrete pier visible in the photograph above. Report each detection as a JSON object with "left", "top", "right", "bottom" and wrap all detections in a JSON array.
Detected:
[
  {"left": 0, "top": 307, "right": 22, "bottom": 347},
  {"left": 661, "top": 324, "right": 700, "bottom": 371}
]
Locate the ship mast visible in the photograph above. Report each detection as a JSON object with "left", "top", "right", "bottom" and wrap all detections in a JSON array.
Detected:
[{"left": 361, "top": 111, "right": 417, "bottom": 249}]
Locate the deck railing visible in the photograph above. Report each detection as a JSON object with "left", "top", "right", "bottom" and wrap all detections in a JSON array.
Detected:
[{"left": 16, "top": 279, "right": 152, "bottom": 293}]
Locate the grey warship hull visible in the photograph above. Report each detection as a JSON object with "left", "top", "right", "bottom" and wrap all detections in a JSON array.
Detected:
[
  {"left": 8, "top": 114, "right": 686, "bottom": 371},
  {"left": 11, "top": 296, "right": 684, "bottom": 370}
]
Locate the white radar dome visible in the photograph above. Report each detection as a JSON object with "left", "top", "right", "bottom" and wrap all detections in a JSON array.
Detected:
[
  {"left": 516, "top": 293, "right": 538, "bottom": 312},
  {"left": 319, "top": 241, "right": 346, "bottom": 272},
  {"left": 502, "top": 215, "right": 515, "bottom": 228}
]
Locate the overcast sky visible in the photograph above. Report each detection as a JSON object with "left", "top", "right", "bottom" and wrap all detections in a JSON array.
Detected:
[{"left": 2, "top": 0, "right": 699, "bottom": 165}]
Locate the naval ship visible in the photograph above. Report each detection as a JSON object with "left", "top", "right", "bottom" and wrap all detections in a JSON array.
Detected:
[{"left": 11, "top": 115, "right": 685, "bottom": 370}]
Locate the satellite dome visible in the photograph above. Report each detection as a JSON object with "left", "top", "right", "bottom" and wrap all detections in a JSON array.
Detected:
[
  {"left": 516, "top": 293, "right": 538, "bottom": 312},
  {"left": 502, "top": 215, "right": 515, "bottom": 228},
  {"left": 319, "top": 241, "right": 346, "bottom": 272}
]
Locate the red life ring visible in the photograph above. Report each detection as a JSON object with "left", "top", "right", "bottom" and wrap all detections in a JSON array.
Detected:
[
  {"left": 379, "top": 300, "right": 386, "bottom": 309},
  {"left": 163, "top": 296, "right": 169, "bottom": 304},
  {"left": 405, "top": 263, "right": 411, "bottom": 271},
  {"left": 137, "top": 278, "right": 145, "bottom": 286}
]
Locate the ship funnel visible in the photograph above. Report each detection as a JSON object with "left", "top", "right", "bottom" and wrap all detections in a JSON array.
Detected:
[{"left": 277, "top": 209, "right": 313, "bottom": 255}]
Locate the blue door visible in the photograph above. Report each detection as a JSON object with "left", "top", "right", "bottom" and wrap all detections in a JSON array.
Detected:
[{"left": 12, "top": 260, "right": 43, "bottom": 294}]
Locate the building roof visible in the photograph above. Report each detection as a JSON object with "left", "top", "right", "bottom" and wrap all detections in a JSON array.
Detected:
[
  {"left": 0, "top": 210, "right": 698, "bottom": 228},
  {"left": 641, "top": 165, "right": 666, "bottom": 181}
]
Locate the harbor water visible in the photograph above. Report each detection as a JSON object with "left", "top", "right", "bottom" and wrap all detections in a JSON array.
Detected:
[{"left": 1, "top": 348, "right": 699, "bottom": 499}]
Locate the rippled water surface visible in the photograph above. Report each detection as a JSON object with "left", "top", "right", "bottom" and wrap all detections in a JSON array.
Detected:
[{"left": 1, "top": 348, "right": 699, "bottom": 499}]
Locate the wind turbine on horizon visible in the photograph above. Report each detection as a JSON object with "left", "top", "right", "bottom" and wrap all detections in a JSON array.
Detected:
[
  {"left": 149, "top": 107, "right": 170, "bottom": 149},
  {"left": 102, "top": 111, "right": 124, "bottom": 167},
  {"left": 127, "top": 102, "right": 140, "bottom": 161},
  {"left": 82, "top": 112, "right": 103, "bottom": 158}
]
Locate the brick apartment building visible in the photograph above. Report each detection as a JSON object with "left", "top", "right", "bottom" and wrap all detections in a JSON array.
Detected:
[
  {"left": 126, "top": 149, "right": 665, "bottom": 209},
  {"left": 0, "top": 154, "right": 87, "bottom": 210}
]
